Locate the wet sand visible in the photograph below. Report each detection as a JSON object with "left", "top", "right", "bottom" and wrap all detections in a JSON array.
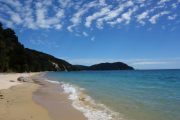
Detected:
[{"left": 33, "top": 76, "right": 86, "bottom": 120}]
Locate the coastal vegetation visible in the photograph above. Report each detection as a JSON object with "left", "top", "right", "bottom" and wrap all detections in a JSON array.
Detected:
[
  {"left": 0, "top": 22, "right": 134, "bottom": 72},
  {"left": 0, "top": 23, "right": 76, "bottom": 72},
  {"left": 88, "top": 62, "right": 134, "bottom": 70}
]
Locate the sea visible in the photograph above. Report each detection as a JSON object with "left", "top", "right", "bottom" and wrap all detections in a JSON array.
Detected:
[{"left": 44, "top": 70, "right": 180, "bottom": 120}]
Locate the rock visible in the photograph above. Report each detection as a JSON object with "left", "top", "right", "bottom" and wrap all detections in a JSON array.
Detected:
[
  {"left": 17, "top": 77, "right": 29, "bottom": 82},
  {"left": 0, "top": 94, "right": 3, "bottom": 99},
  {"left": 79, "top": 97, "right": 86, "bottom": 101},
  {"left": 9, "top": 80, "right": 15, "bottom": 82}
]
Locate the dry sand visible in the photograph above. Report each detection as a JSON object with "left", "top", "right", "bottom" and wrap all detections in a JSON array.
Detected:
[{"left": 0, "top": 73, "right": 38, "bottom": 90}]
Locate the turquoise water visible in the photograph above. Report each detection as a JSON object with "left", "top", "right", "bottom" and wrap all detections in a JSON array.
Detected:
[{"left": 45, "top": 70, "right": 180, "bottom": 120}]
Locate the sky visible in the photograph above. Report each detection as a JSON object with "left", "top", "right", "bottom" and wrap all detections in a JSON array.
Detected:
[{"left": 0, "top": 0, "right": 180, "bottom": 69}]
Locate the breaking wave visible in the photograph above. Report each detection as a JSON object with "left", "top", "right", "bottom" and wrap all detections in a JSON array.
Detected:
[{"left": 46, "top": 79, "right": 122, "bottom": 120}]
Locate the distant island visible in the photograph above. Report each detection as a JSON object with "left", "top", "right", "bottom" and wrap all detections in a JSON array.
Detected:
[
  {"left": 75, "top": 62, "right": 134, "bottom": 71},
  {"left": 0, "top": 23, "right": 134, "bottom": 72}
]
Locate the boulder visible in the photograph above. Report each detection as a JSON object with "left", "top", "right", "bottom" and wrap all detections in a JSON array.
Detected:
[
  {"left": 9, "top": 80, "right": 15, "bottom": 82},
  {"left": 17, "top": 76, "right": 29, "bottom": 82}
]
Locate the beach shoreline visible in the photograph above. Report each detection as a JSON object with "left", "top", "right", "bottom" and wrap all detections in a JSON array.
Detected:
[
  {"left": 32, "top": 75, "right": 86, "bottom": 120},
  {"left": 40, "top": 73, "right": 120, "bottom": 120},
  {"left": 0, "top": 72, "right": 86, "bottom": 120}
]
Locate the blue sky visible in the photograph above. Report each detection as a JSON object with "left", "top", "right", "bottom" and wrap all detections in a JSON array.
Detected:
[{"left": 0, "top": 0, "right": 180, "bottom": 69}]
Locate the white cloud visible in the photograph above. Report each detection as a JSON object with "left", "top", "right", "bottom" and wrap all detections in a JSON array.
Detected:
[
  {"left": 56, "top": 10, "right": 64, "bottom": 18},
  {"left": 136, "top": 11, "right": 149, "bottom": 25},
  {"left": 82, "top": 31, "right": 88, "bottom": 37},
  {"left": 96, "top": 1, "right": 134, "bottom": 28},
  {"left": 36, "top": 7, "right": 48, "bottom": 28},
  {"left": 91, "top": 36, "right": 95, "bottom": 41},
  {"left": 55, "top": 24, "right": 62, "bottom": 30},
  {"left": 137, "top": 0, "right": 145, "bottom": 3},
  {"left": 0, "top": 3, "right": 23, "bottom": 25},
  {"left": 22, "top": 0, "right": 36, "bottom": 29},
  {"left": 158, "top": 0, "right": 170, "bottom": 5},
  {"left": 0, "top": 17, "right": 13, "bottom": 27},
  {"left": 121, "top": 7, "right": 138, "bottom": 24},
  {"left": 0, "top": 0, "right": 64, "bottom": 30},
  {"left": 85, "top": 7, "right": 110, "bottom": 28},
  {"left": 11, "top": 13, "right": 22, "bottom": 24},
  {"left": 99, "top": 0, "right": 107, "bottom": 6},
  {"left": 58, "top": 0, "right": 73, "bottom": 8},
  {"left": 68, "top": 1, "right": 97, "bottom": 32},
  {"left": 168, "top": 14, "right": 177, "bottom": 20},
  {"left": 33, "top": 1, "right": 64, "bottom": 29},
  {"left": 132, "top": 61, "right": 168, "bottom": 65},
  {"left": 0, "top": 0, "right": 22, "bottom": 11},
  {"left": 0, "top": 0, "right": 179, "bottom": 32},
  {"left": 108, "top": 6, "right": 138, "bottom": 25},
  {"left": 129, "top": 58, "right": 180, "bottom": 69},
  {"left": 149, "top": 11, "right": 170, "bottom": 24},
  {"left": 67, "top": 25, "right": 74, "bottom": 32},
  {"left": 171, "top": 0, "right": 180, "bottom": 9},
  {"left": 105, "top": 1, "right": 133, "bottom": 20},
  {"left": 172, "top": 3, "right": 178, "bottom": 8}
]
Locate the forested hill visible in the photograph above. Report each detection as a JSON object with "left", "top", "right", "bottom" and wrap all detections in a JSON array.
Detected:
[
  {"left": 0, "top": 23, "right": 77, "bottom": 72},
  {"left": 0, "top": 23, "right": 134, "bottom": 72},
  {"left": 88, "top": 62, "right": 134, "bottom": 70},
  {"left": 75, "top": 62, "right": 134, "bottom": 71}
]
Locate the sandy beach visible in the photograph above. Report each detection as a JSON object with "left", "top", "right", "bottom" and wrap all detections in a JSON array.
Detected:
[
  {"left": 0, "top": 73, "right": 86, "bottom": 120},
  {"left": 0, "top": 73, "right": 37, "bottom": 90}
]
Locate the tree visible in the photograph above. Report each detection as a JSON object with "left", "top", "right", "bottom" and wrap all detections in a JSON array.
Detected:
[{"left": 0, "top": 22, "right": 77, "bottom": 72}]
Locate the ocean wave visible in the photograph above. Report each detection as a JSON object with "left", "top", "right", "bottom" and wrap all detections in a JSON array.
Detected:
[
  {"left": 61, "top": 82, "right": 122, "bottom": 120},
  {"left": 45, "top": 79, "right": 122, "bottom": 120},
  {"left": 45, "top": 79, "right": 60, "bottom": 84}
]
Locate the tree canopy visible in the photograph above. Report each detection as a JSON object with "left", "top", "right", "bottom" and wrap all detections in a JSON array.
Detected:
[{"left": 0, "top": 23, "right": 77, "bottom": 72}]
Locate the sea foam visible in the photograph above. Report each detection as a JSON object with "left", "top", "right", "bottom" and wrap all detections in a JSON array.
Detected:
[
  {"left": 45, "top": 79, "right": 122, "bottom": 120},
  {"left": 61, "top": 82, "right": 121, "bottom": 120},
  {"left": 45, "top": 79, "right": 60, "bottom": 84}
]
